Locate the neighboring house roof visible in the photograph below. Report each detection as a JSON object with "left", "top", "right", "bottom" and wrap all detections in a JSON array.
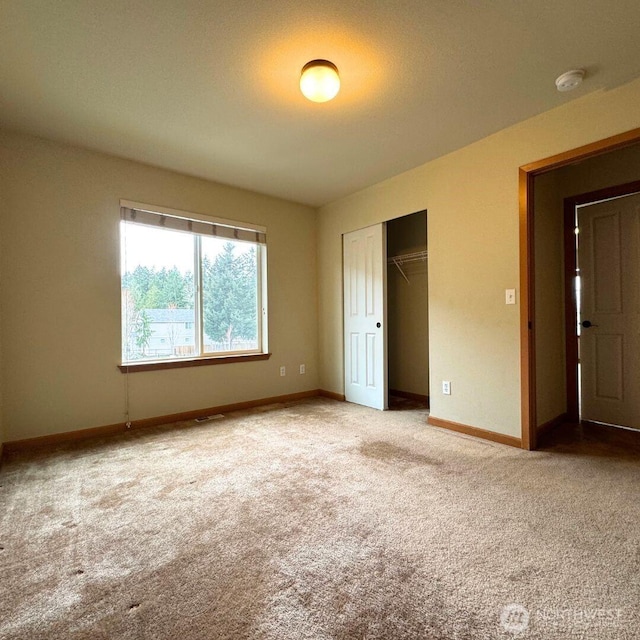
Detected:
[{"left": 144, "top": 309, "right": 194, "bottom": 323}]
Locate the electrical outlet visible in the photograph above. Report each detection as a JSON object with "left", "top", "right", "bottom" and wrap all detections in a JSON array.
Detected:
[
  {"left": 442, "top": 380, "right": 451, "bottom": 395},
  {"left": 280, "top": 366, "right": 286, "bottom": 377},
  {"left": 299, "top": 364, "right": 306, "bottom": 374}
]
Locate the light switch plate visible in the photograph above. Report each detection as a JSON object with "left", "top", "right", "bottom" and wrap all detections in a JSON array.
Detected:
[{"left": 505, "top": 289, "right": 516, "bottom": 305}]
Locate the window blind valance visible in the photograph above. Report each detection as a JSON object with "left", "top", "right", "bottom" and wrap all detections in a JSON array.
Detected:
[{"left": 120, "top": 206, "right": 266, "bottom": 245}]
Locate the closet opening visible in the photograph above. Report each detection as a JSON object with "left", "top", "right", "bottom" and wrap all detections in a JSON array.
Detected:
[{"left": 386, "top": 210, "right": 429, "bottom": 411}]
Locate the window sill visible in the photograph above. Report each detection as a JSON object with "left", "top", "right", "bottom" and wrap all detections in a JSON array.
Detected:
[{"left": 118, "top": 352, "right": 271, "bottom": 373}]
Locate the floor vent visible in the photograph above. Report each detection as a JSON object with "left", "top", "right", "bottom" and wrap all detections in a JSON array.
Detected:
[{"left": 194, "top": 414, "right": 225, "bottom": 423}]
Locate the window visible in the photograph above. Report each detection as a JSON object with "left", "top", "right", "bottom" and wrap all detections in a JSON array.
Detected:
[{"left": 120, "top": 203, "right": 267, "bottom": 366}]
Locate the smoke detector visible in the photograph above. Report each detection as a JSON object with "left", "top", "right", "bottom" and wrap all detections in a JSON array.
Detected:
[{"left": 555, "top": 69, "right": 585, "bottom": 92}]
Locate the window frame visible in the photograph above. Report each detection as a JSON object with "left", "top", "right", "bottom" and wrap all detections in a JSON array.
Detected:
[{"left": 119, "top": 200, "right": 269, "bottom": 372}]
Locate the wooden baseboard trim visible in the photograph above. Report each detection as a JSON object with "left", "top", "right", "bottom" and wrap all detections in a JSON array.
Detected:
[
  {"left": 3, "top": 389, "right": 322, "bottom": 454},
  {"left": 318, "top": 389, "right": 346, "bottom": 401},
  {"left": 427, "top": 416, "right": 522, "bottom": 448},
  {"left": 389, "top": 389, "right": 429, "bottom": 404},
  {"left": 537, "top": 413, "right": 568, "bottom": 439}
]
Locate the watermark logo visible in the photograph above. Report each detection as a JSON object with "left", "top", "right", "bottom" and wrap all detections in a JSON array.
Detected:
[
  {"left": 537, "top": 607, "right": 624, "bottom": 628},
  {"left": 499, "top": 604, "right": 627, "bottom": 634},
  {"left": 500, "top": 604, "right": 530, "bottom": 634}
]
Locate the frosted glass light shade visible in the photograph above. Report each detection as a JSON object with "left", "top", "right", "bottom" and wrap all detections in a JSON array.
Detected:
[{"left": 300, "top": 60, "right": 340, "bottom": 103}]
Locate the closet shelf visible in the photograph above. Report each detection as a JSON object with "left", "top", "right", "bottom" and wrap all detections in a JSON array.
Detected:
[{"left": 387, "top": 249, "right": 428, "bottom": 284}]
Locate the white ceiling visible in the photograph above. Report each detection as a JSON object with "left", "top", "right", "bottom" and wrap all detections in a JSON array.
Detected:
[{"left": 1, "top": 1, "right": 639, "bottom": 207}]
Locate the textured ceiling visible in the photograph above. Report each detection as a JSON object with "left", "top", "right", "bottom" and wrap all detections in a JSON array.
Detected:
[{"left": 1, "top": 1, "right": 639, "bottom": 206}]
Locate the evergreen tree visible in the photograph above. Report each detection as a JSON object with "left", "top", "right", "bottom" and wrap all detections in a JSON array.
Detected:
[
  {"left": 182, "top": 271, "right": 195, "bottom": 309},
  {"left": 134, "top": 310, "right": 152, "bottom": 355},
  {"left": 142, "top": 283, "right": 162, "bottom": 309},
  {"left": 163, "top": 267, "right": 188, "bottom": 307},
  {"left": 124, "top": 265, "right": 194, "bottom": 310},
  {"left": 234, "top": 248, "right": 257, "bottom": 339},
  {"left": 125, "top": 265, "right": 154, "bottom": 310},
  {"left": 203, "top": 243, "right": 257, "bottom": 349}
]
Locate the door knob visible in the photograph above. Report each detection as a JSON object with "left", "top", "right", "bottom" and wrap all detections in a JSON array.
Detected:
[
  {"left": 581, "top": 320, "right": 598, "bottom": 328},
  {"left": 376, "top": 322, "right": 381, "bottom": 328}
]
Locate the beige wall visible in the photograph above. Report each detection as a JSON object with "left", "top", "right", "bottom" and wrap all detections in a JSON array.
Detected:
[
  {"left": 533, "top": 171, "right": 566, "bottom": 426},
  {"left": 534, "top": 143, "right": 640, "bottom": 426},
  {"left": 387, "top": 212, "right": 429, "bottom": 396},
  {"left": 318, "top": 78, "right": 640, "bottom": 438},
  {"left": 0, "top": 131, "right": 318, "bottom": 441}
]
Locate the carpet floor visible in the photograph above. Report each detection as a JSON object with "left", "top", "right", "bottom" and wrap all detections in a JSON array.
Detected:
[{"left": 1, "top": 398, "right": 638, "bottom": 639}]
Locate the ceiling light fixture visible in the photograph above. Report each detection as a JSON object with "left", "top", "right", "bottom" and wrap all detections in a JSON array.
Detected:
[
  {"left": 300, "top": 59, "right": 340, "bottom": 103},
  {"left": 555, "top": 69, "right": 585, "bottom": 92}
]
